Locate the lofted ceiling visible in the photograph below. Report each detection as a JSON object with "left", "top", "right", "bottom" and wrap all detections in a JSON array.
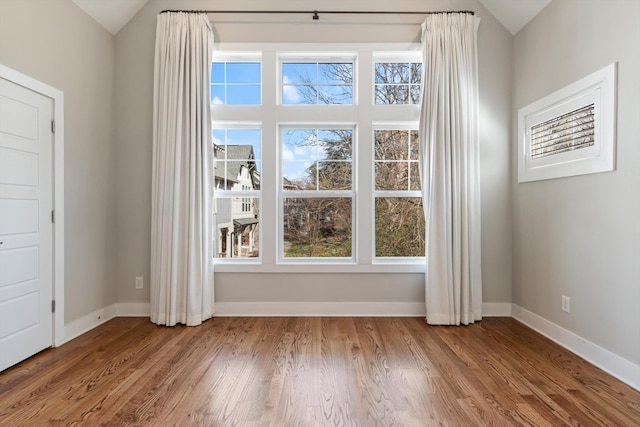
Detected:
[
  {"left": 72, "top": 0, "right": 552, "bottom": 36},
  {"left": 71, "top": 0, "right": 149, "bottom": 35},
  {"left": 477, "top": 0, "right": 551, "bottom": 35}
]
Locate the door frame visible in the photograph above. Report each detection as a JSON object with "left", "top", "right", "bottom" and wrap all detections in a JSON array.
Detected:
[{"left": 0, "top": 64, "right": 65, "bottom": 347}]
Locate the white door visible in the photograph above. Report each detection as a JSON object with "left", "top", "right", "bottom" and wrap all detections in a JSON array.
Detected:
[{"left": 0, "top": 77, "right": 53, "bottom": 371}]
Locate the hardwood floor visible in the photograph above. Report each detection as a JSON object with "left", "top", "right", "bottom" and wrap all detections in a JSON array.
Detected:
[{"left": 1, "top": 317, "right": 639, "bottom": 426}]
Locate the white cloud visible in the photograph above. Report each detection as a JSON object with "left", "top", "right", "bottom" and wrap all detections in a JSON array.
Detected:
[
  {"left": 282, "top": 75, "right": 301, "bottom": 104},
  {"left": 294, "top": 146, "right": 311, "bottom": 156},
  {"left": 283, "top": 164, "right": 308, "bottom": 180},
  {"left": 282, "top": 148, "right": 294, "bottom": 161},
  {"left": 212, "top": 96, "right": 223, "bottom": 105}
]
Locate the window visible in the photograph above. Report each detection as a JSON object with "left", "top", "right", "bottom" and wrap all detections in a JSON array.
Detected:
[
  {"left": 373, "top": 128, "right": 425, "bottom": 258},
  {"left": 281, "top": 59, "right": 354, "bottom": 105},
  {"left": 211, "top": 59, "right": 261, "bottom": 105},
  {"left": 281, "top": 127, "right": 354, "bottom": 260},
  {"left": 518, "top": 62, "right": 617, "bottom": 182},
  {"left": 213, "top": 127, "right": 261, "bottom": 259},
  {"left": 375, "top": 61, "right": 422, "bottom": 105},
  {"left": 212, "top": 45, "right": 424, "bottom": 272}
]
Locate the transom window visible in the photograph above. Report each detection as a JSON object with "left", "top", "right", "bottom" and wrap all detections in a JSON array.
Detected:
[
  {"left": 281, "top": 59, "right": 354, "bottom": 105},
  {"left": 211, "top": 60, "right": 261, "bottom": 105},
  {"left": 375, "top": 61, "right": 422, "bottom": 105}
]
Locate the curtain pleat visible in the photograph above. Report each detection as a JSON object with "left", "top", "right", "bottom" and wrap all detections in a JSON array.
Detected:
[
  {"left": 418, "top": 13, "right": 482, "bottom": 325},
  {"left": 151, "top": 12, "right": 214, "bottom": 326}
]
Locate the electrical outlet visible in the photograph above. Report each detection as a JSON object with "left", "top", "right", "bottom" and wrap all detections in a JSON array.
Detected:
[
  {"left": 135, "top": 276, "right": 144, "bottom": 289},
  {"left": 561, "top": 295, "right": 570, "bottom": 313}
]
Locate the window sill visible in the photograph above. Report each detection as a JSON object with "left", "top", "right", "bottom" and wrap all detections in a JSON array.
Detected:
[{"left": 212, "top": 262, "right": 425, "bottom": 274}]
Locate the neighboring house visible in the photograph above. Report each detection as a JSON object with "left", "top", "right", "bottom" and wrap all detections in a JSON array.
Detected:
[{"left": 214, "top": 144, "right": 260, "bottom": 257}]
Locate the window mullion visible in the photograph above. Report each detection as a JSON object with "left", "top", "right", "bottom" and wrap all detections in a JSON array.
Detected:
[
  {"left": 356, "top": 50, "right": 373, "bottom": 265},
  {"left": 261, "top": 50, "right": 278, "bottom": 267}
]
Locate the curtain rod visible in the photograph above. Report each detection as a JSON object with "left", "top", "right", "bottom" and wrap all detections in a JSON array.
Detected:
[{"left": 159, "top": 10, "right": 475, "bottom": 21}]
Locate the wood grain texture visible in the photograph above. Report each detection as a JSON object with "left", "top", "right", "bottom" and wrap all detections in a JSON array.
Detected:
[{"left": 1, "top": 317, "right": 639, "bottom": 426}]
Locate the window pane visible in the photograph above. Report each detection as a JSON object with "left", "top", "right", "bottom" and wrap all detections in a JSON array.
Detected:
[
  {"left": 317, "top": 85, "right": 353, "bottom": 104},
  {"left": 226, "top": 62, "right": 260, "bottom": 83},
  {"left": 410, "top": 63, "right": 422, "bottom": 83},
  {"left": 318, "top": 129, "right": 352, "bottom": 161},
  {"left": 215, "top": 197, "right": 260, "bottom": 258},
  {"left": 375, "top": 63, "right": 408, "bottom": 84},
  {"left": 375, "top": 84, "right": 409, "bottom": 104},
  {"left": 282, "top": 162, "right": 312, "bottom": 189},
  {"left": 318, "top": 63, "right": 353, "bottom": 84},
  {"left": 410, "top": 85, "right": 421, "bottom": 104},
  {"left": 211, "top": 85, "right": 225, "bottom": 105},
  {"left": 226, "top": 85, "right": 260, "bottom": 105},
  {"left": 211, "top": 62, "right": 225, "bottom": 83},
  {"left": 409, "top": 130, "right": 419, "bottom": 160},
  {"left": 375, "top": 162, "right": 408, "bottom": 191},
  {"left": 282, "top": 63, "right": 317, "bottom": 84},
  {"left": 375, "top": 197, "right": 425, "bottom": 257},
  {"left": 409, "top": 162, "right": 421, "bottom": 191},
  {"left": 375, "top": 129, "right": 408, "bottom": 160},
  {"left": 283, "top": 198, "right": 352, "bottom": 258},
  {"left": 282, "top": 84, "right": 304, "bottom": 104},
  {"left": 318, "top": 161, "right": 351, "bottom": 190},
  {"left": 283, "top": 129, "right": 319, "bottom": 161}
]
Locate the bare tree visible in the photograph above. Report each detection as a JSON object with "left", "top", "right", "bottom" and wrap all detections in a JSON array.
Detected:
[{"left": 282, "top": 62, "right": 424, "bottom": 258}]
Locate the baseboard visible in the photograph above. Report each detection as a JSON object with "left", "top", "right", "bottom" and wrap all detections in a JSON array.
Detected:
[
  {"left": 63, "top": 304, "right": 118, "bottom": 345},
  {"left": 512, "top": 304, "right": 640, "bottom": 392},
  {"left": 482, "top": 302, "right": 512, "bottom": 317},
  {"left": 213, "top": 301, "right": 511, "bottom": 317},
  {"left": 214, "top": 302, "right": 427, "bottom": 316},
  {"left": 62, "top": 303, "right": 150, "bottom": 346},
  {"left": 115, "top": 302, "right": 150, "bottom": 317}
]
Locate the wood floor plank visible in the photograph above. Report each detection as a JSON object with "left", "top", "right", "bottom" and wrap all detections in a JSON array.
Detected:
[{"left": 1, "top": 317, "right": 639, "bottom": 426}]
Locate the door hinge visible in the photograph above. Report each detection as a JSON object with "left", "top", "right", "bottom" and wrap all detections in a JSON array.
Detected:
[
  {"left": 51, "top": 210, "right": 55, "bottom": 223},
  {"left": 52, "top": 300, "right": 56, "bottom": 313},
  {"left": 51, "top": 120, "right": 55, "bottom": 134}
]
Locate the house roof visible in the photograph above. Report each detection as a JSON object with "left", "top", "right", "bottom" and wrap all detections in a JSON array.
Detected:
[{"left": 214, "top": 145, "right": 258, "bottom": 187}]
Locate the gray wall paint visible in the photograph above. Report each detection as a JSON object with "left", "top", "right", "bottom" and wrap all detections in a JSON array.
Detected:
[
  {"left": 512, "top": 0, "right": 640, "bottom": 365},
  {"left": 0, "top": 0, "right": 117, "bottom": 324},
  {"left": 114, "top": 0, "right": 514, "bottom": 306}
]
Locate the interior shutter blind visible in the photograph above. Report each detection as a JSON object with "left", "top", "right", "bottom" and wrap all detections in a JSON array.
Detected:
[{"left": 530, "top": 103, "right": 595, "bottom": 159}]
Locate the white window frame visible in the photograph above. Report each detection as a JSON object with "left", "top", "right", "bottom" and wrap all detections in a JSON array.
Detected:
[
  {"left": 211, "top": 52, "right": 262, "bottom": 106},
  {"left": 278, "top": 124, "right": 357, "bottom": 264},
  {"left": 212, "top": 43, "right": 424, "bottom": 273},
  {"left": 212, "top": 122, "right": 263, "bottom": 264},
  {"left": 373, "top": 52, "right": 423, "bottom": 105},
  {"left": 372, "top": 123, "right": 424, "bottom": 264},
  {"left": 278, "top": 53, "right": 357, "bottom": 105},
  {"left": 518, "top": 62, "right": 617, "bottom": 183}
]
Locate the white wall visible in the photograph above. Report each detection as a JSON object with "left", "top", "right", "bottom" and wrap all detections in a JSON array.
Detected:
[
  {"left": 0, "top": 0, "right": 118, "bottom": 324},
  {"left": 114, "top": 0, "right": 514, "bottom": 310},
  {"left": 513, "top": 0, "right": 640, "bottom": 366}
]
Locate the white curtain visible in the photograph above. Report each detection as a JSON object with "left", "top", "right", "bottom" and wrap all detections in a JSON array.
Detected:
[
  {"left": 418, "top": 13, "right": 482, "bottom": 325},
  {"left": 150, "top": 12, "right": 214, "bottom": 326}
]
